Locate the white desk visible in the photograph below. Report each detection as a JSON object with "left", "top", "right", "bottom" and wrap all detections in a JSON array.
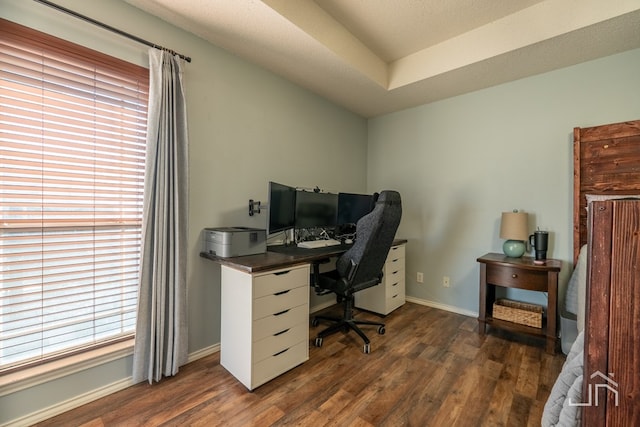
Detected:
[{"left": 201, "top": 239, "right": 407, "bottom": 390}]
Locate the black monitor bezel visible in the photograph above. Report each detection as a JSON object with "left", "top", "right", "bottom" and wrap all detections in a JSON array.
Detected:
[
  {"left": 294, "top": 190, "right": 338, "bottom": 229},
  {"left": 267, "top": 181, "right": 297, "bottom": 234},
  {"left": 336, "top": 192, "right": 374, "bottom": 226}
]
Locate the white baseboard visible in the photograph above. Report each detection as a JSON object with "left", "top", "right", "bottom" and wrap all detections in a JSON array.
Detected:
[
  {"left": 187, "top": 343, "right": 220, "bottom": 364},
  {"left": 4, "top": 377, "right": 135, "bottom": 427},
  {"left": 405, "top": 296, "right": 478, "bottom": 318},
  {"left": 311, "top": 296, "right": 477, "bottom": 318},
  {"left": 4, "top": 345, "right": 222, "bottom": 427}
]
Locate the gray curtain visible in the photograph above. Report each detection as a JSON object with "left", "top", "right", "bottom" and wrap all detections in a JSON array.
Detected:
[{"left": 133, "top": 48, "right": 189, "bottom": 384}]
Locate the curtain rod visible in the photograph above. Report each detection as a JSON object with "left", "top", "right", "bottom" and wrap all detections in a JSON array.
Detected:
[{"left": 33, "top": 0, "right": 192, "bottom": 63}]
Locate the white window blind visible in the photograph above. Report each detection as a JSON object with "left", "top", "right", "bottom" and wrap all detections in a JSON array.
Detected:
[{"left": 0, "top": 19, "right": 149, "bottom": 371}]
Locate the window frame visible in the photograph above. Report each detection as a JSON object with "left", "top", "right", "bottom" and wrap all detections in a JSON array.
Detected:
[{"left": 0, "top": 17, "right": 149, "bottom": 374}]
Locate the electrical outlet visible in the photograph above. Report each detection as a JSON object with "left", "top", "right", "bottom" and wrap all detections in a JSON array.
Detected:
[
  {"left": 416, "top": 272, "right": 424, "bottom": 283},
  {"left": 443, "top": 276, "right": 450, "bottom": 287}
]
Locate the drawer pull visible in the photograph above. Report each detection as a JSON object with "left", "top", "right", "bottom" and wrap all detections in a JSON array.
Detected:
[
  {"left": 274, "top": 270, "right": 291, "bottom": 276},
  {"left": 273, "top": 348, "right": 289, "bottom": 357},
  {"left": 392, "top": 294, "right": 398, "bottom": 298},
  {"left": 273, "top": 309, "right": 290, "bottom": 316},
  {"left": 274, "top": 289, "right": 291, "bottom": 296},
  {"left": 274, "top": 328, "right": 290, "bottom": 336},
  {"left": 512, "top": 274, "right": 518, "bottom": 278},
  {"left": 391, "top": 282, "right": 399, "bottom": 287}
]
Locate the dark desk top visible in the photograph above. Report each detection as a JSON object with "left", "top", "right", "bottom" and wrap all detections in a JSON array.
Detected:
[{"left": 200, "top": 239, "right": 407, "bottom": 274}]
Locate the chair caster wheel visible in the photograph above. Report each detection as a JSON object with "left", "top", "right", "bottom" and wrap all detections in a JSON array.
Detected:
[
  {"left": 363, "top": 343, "right": 371, "bottom": 354},
  {"left": 378, "top": 326, "right": 385, "bottom": 335},
  {"left": 312, "top": 318, "right": 319, "bottom": 327},
  {"left": 315, "top": 337, "right": 323, "bottom": 347}
]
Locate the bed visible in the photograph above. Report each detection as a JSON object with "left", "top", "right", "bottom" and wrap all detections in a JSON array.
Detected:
[{"left": 543, "top": 119, "right": 640, "bottom": 427}]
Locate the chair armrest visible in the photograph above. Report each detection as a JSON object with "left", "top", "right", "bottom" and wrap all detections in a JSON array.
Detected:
[
  {"left": 345, "top": 259, "right": 358, "bottom": 282},
  {"left": 311, "top": 258, "right": 332, "bottom": 292}
]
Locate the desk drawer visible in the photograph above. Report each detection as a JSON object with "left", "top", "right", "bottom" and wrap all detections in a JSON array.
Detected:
[
  {"left": 386, "top": 244, "right": 405, "bottom": 263},
  {"left": 486, "top": 265, "right": 548, "bottom": 291},
  {"left": 253, "top": 265, "right": 309, "bottom": 298},
  {"left": 386, "top": 292, "right": 404, "bottom": 312},
  {"left": 253, "top": 303, "right": 308, "bottom": 342},
  {"left": 253, "top": 286, "right": 308, "bottom": 320},
  {"left": 383, "top": 266, "right": 404, "bottom": 287},
  {"left": 252, "top": 322, "right": 307, "bottom": 363},
  {"left": 386, "top": 276, "right": 405, "bottom": 298},
  {"left": 253, "top": 340, "right": 308, "bottom": 388}
]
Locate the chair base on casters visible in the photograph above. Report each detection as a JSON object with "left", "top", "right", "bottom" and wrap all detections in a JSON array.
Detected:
[{"left": 312, "top": 296, "right": 385, "bottom": 354}]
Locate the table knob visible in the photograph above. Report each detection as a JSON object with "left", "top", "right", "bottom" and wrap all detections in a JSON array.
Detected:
[{"left": 512, "top": 274, "right": 518, "bottom": 278}]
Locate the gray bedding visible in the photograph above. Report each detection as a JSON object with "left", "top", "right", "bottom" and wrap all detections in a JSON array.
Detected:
[
  {"left": 543, "top": 244, "right": 588, "bottom": 426},
  {"left": 542, "top": 331, "right": 584, "bottom": 427}
]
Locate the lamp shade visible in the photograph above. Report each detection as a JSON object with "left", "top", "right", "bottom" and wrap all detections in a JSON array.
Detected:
[
  {"left": 500, "top": 211, "right": 528, "bottom": 257},
  {"left": 500, "top": 211, "right": 529, "bottom": 241}
]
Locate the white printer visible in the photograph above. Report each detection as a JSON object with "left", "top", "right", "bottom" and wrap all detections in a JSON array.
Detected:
[{"left": 202, "top": 227, "right": 266, "bottom": 258}]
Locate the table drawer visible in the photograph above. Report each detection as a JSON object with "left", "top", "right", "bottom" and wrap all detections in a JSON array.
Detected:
[
  {"left": 486, "top": 264, "right": 548, "bottom": 291},
  {"left": 253, "top": 286, "right": 308, "bottom": 320},
  {"left": 253, "top": 303, "right": 308, "bottom": 342},
  {"left": 252, "top": 322, "right": 307, "bottom": 363},
  {"left": 252, "top": 340, "right": 308, "bottom": 388},
  {"left": 253, "top": 265, "right": 309, "bottom": 299}
]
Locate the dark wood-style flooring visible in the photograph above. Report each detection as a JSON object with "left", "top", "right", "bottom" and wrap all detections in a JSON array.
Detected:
[{"left": 35, "top": 302, "right": 565, "bottom": 426}]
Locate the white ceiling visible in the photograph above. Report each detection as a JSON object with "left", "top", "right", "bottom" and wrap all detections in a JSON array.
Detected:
[{"left": 124, "top": 0, "right": 640, "bottom": 118}]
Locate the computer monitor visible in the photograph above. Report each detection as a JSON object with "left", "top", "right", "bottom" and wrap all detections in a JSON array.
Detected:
[
  {"left": 336, "top": 192, "right": 374, "bottom": 225},
  {"left": 294, "top": 190, "right": 338, "bottom": 229},
  {"left": 267, "top": 181, "right": 296, "bottom": 234}
]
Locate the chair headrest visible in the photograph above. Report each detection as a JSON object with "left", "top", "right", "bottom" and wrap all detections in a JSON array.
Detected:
[{"left": 376, "top": 190, "right": 401, "bottom": 206}]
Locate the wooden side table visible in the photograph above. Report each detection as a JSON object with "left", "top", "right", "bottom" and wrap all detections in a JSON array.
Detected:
[{"left": 477, "top": 253, "right": 562, "bottom": 354}]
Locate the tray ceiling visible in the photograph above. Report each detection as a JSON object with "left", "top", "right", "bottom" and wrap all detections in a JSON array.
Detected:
[{"left": 124, "top": 0, "right": 640, "bottom": 117}]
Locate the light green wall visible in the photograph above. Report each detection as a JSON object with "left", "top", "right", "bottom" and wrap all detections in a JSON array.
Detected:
[
  {"left": 368, "top": 47, "right": 640, "bottom": 314},
  {"left": 0, "top": 0, "right": 367, "bottom": 424}
]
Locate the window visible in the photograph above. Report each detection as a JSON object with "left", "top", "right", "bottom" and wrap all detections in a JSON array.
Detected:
[{"left": 0, "top": 19, "right": 149, "bottom": 372}]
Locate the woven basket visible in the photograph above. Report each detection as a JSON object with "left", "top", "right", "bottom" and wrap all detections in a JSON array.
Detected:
[{"left": 493, "top": 298, "right": 543, "bottom": 328}]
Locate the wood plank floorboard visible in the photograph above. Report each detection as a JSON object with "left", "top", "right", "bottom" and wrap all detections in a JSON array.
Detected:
[{"left": 33, "top": 302, "right": 565, "bottom": 427}]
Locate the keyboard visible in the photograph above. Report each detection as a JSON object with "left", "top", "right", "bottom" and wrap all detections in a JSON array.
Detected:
[{"left": 297, "top": 239, "right": 341, "bottom": 249}]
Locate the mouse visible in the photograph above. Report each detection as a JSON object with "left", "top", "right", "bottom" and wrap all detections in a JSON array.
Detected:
[{"left": 345, "top": 239, "right": 353, "bottom": 244}]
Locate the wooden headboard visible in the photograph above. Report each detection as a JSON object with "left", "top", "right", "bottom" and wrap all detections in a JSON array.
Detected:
[{"left": 573, "top": 119, "right": 640, "bottom": 263}]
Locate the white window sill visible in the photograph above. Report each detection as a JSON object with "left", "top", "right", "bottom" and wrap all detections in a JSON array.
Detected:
[{"left": 0, "top": 339, "right": 134, "bottom": 397}]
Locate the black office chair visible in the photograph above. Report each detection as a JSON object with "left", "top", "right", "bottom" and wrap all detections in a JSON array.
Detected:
[{"left": 311, "top": 190, "right": 402, "bottom": 353}]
